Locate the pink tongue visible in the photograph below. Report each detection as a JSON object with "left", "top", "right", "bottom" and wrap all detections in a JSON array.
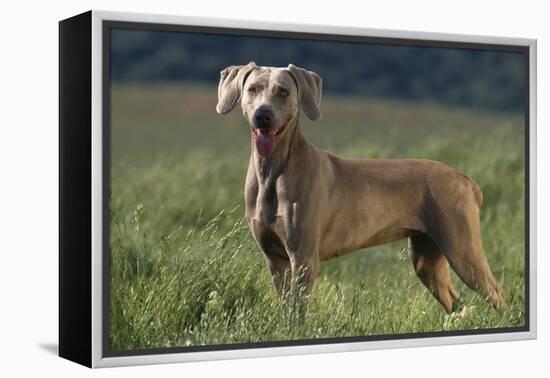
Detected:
[{"left": 255, "top": 131, "right": 275, "bottom": 156}]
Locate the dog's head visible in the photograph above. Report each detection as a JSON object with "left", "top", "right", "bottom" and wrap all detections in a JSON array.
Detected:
[{"left": 216, "top": 62, "right": 322, "bottom": 156}]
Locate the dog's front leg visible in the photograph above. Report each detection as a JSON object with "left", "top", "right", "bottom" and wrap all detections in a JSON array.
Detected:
[
  {"left": 263, "top": 253, "right": 292, "bottom": 296},
  {"left": 283, "top": 243, "right": 320, "bottom": 319},
  {"left": 283, "top": 212, "right": 321, "bottom": 308},
  {"left": 287, "top": 250, "right": 320, "bottom": 297},
  {"left": 278, "top": 200, "right": 322, "bottom": 304}
]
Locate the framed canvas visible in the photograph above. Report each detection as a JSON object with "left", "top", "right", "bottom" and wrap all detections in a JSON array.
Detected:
[{"left": 59, "top": 10, "right": 537, "bottom": 368}]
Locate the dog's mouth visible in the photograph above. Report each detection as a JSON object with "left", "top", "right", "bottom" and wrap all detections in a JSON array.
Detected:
[{"left": 251, "top": 119, "right": 289, "bottom": 156}]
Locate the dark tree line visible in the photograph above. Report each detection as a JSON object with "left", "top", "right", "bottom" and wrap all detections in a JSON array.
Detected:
[{"left": 111, "top": 28, "right": 526, "bottom": 112}]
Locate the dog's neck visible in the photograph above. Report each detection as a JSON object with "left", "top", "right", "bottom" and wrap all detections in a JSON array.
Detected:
[{"left": 250, "top": 116, "right": 307, "bottom": 185}]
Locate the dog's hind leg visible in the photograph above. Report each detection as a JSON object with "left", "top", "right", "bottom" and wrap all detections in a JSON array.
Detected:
[
  {"left": 435, "top": 198, "right": 507, "bottom": 310},
  {"left": 408, "top": 233, "right": 460, "bottom": 313}
]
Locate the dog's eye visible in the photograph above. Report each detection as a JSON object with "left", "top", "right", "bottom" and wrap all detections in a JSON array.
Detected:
[
  {"left": 280, "top": 88, "right": 289, "bottom": 97},
  {"left": 248, "top": 86, "right": 258, "bottom": 95}
]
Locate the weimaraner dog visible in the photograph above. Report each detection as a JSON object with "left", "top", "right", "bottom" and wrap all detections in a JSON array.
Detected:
[{"left": 216, "top": 62, "right": 506, "bottom": 313}]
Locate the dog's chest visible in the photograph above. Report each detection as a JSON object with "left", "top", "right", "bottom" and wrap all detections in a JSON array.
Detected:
[
  {"left": 247, "top": 181, "right": 287, "bottom": 223},
  {"left": 245, "top": 176, "right": 297, "bottom": 249}
]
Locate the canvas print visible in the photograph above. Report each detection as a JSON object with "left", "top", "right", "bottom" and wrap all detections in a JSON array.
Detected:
[{"left": 107, "top": 26, "right": 527, "bottom": 354}]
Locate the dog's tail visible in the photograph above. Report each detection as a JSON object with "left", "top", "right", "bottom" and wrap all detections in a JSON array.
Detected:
[{"left": 461, "top": 173, "right": 484, "bottom": 208}]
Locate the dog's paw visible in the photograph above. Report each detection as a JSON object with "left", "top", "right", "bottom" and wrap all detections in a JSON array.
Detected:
[{"left": 443, "top": 305, "right": 476, "bottom": 328}]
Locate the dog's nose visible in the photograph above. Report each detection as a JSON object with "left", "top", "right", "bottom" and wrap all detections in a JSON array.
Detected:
[{"left": 253, "top": 107, "right": 273, "bottom": 129}]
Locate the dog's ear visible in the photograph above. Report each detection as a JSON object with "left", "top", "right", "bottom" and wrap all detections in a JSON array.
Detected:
[
  {"left": 216, "top": 62, "right": 257, "bottom": 114},
  {"left": 287, "top": 64, "right": 323, "bottom": 121}
]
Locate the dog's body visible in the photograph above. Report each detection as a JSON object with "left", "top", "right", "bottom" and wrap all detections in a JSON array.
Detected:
[{"left": 217, "top": 62, "right": 506, "bottom": 313}]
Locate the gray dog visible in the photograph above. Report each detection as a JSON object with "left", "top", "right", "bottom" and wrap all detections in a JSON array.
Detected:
[{"left": 216, "top": 62, "right": 506, "bottom": 313}]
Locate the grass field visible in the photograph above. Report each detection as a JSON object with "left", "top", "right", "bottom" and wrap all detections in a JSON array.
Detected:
[{"left": 109, "top": 84, "right": 526, "bottom": 351}]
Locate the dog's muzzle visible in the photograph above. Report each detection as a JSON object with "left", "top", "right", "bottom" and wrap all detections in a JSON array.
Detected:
[{"left": 251, "top": 107, "right": 290, "bottom": 156}]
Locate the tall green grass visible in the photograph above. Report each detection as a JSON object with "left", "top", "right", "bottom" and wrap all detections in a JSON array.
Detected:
[{"left": 109, "top": 85, "right": 525, "bottom": 351}]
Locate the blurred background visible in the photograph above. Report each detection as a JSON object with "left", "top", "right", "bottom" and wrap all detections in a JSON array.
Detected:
[
  {"left": 110, "top": 28, "right": 526, "bottom": 162},
  {"left": 109, "top": 27, "right": 527, "bottom": 351},
  {"left": 111, "top": 28, "right": 526, "bottom": 111}
]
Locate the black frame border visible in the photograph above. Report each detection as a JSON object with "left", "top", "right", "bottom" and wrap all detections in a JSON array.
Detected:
[
  {"left": 59, "top": 10, "right": 93, "bottom": 367},
  {"left": 101, "top": 19, "right": 531, "bottom": 359}
]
